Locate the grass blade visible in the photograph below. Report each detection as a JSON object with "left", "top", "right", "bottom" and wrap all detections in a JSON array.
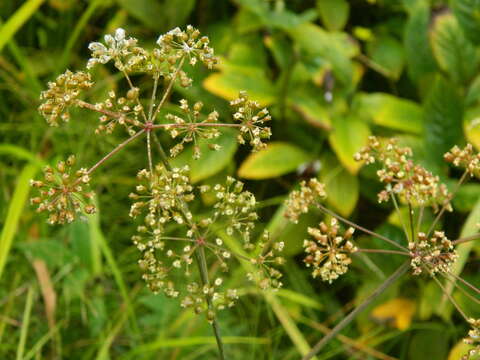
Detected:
[{"left": 16, "top": 286, "right": 35, "bottom": 360}]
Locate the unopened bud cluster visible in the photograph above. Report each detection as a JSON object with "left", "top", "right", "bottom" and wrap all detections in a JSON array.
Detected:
[
  {"left": 284, "top": 178, "right": 326, "bottom": 223},
  {"left": 30, "top": 155, "right": 95, "bottom": 224},
  {"left": 409, "top": 231, "right": 457, "bottom": 276},
  {"left": 166, "top": 99, "right": 220, "bottom": 159},
  {"left": 39, "top": 70, "right": 93, "bottom": 126},
  {"left": 355, "top": 136, "right": 450, "bottom": 211},
  {"left": 463, "top": 318, "right": 480, "bottom": 359},
  {"left": 303, "top": 219, "right": 357, "bottom": 283},
  {"left": 230, "top": 91, "right": 272, "bottom": 152},
  {"left": 444, "top": 144, "right": 480, "bottom": 178}
]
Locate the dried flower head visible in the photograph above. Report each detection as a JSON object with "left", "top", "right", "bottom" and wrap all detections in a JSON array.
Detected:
[
  {"left": 87, "top": 28, "right": 148, "bottom": 71},
  {"left": 30, "top": 155, "right": 95, "bottom": 224},
  {"left": 444, "top": 144, "right": 480, "bottom": 178},
  {"left": 409, "top": 231, "right": 457, "bottom": 276},
  {"left": 166, "top": 99, "right": 220, "bottom": 159},
  {"left": 156, "top": 25, "right": 217, "bottom": 68},
  {"left": 303, "top": 219, "right": 357, "bottom": 283},
  {"left": 230, "top": 91, "right": 272, "bottom": 151},
  {"left": 463, "top": 318, "right": 480, "bottom": 359},
  {"left": 284, "top": 178, "right": 326, "bottom": 223},
  {"left": 39, "top": 70, "right": 93, "bottom": 126},
  {"left": 355, "top": 136, "right": 451, "bottom": 211}
]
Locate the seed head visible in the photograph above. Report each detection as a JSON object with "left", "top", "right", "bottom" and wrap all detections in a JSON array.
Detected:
[{"left": 284, "top": 178, "right": 326, "bottom": 223}]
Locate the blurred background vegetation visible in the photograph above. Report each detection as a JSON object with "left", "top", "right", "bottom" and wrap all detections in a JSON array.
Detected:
[{"left": 2, "top": 0, "right": 480, "bottom": 359}]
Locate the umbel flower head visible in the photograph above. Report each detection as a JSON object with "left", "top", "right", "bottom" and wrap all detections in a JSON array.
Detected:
[
  {"left": 129, "top": 166, "right": 283, "bottom": 314},
  {"left": 39, "top": 70, "right": 93, "bottom": 126},
  {"left": 409, "top": 231, "right": 457, "bottom": 276},
  {"left": 284, "top": 178, "right": 326, "bottom": 223},
  {"left": 230, "top": 91, "right": 272, "bottom": 152},
  {"left": 463, "top": 318, "right": 480, "bottom": 360},
  {"left": 166, "top": 99, "right": 220, "bottom": 159},
  {"left": 355, "top": 136, "right": 451, "bottom": 212},
  {"left": 156, "top": 25, "right": 216, "bottom": 68},
  {"left": 303, "top": 218, "right": 357, "bottom": 283},
  {"left": 30, "top": 155, "right": 95, "bottom": 224},
  {"left": 444, "top": 143, "right": 480, "bottom": 178}
]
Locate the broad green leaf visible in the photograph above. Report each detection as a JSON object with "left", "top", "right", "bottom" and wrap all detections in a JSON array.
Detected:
[
  {"left": 464, "top": 106, "right": 480, "bottom": 150},
  {"left": 171, "top": 129, "right": 238, "bottom": 183},
  {"left": 320, "top": 153, "right": 358, "bottom": 216},
  {"left": 453, "top": 0, "right": 480, "bottom": 45},
  {"left": 403, "top": 0, "right": 437, "bottom": 92},
  {"left": 466, "top": 74, "right": 480, "bottom": 107},
  {"left": 424, "top": 76, "right": 463, "bottom": 167},
  {"left": 238, "top": 142, "right": 311, "bottom": 179},
  {"left": 356, "top": 93, "right": 423, "bottom": 134},
  {"left": 430, "top": 13, "right": 479, "bottom": 85},
  {"left": 287, "top": 23, "right": 358, "bottom": 86},
  {"left": 328, "top": 116, "right": 370, "bottom": 174},
  {"left": 453, "top": 184, "right": 480, "bottom": 212},
  {"left": 116, "top": 0, "right": 195, "bottom": 32},
  {"left": 288, "top": 88, "right": 331, "bottom": 130},
  {"left": 367, "top": 36, "right": 405, "bottom": 80},
  {"left": 316, "top": 0, "right": 349, "bottom": 31},
  {"left": 408, "top": 329, "right": 449, "bottom": 360}
]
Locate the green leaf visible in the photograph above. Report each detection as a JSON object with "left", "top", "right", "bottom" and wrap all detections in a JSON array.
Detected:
[
  {"left": 320, "top": 153, "right": 358, "bottom": 217},
  {"left": 238, "top": 142, "right": 311, "bottom": 179},
  {"left": 453, "top": 0, "right": 480, "bottom": 45},
  {"left": 423, "top": 76, "right": 463, "bottom": 166},
  {"left": 316, "top": 0, "right": 349, "bottom": 31},
  {"left": 355, "top": 93, "right": 423, "bottom": 134},
  {"left": 0, "top": 0, "right": 45, "bottom": 53},
  {"left": 367, "top": 36, "right": 405, "bottom": 80},
  {"left": 403, "top": 0, "right": 437, "bottom": 92},
  {"left": 430, "top": 13, "right": 479, "bottom": 85},
  {"left": 0, "top": 164, "right": 38, "bottom": 282},
  {"left": 116, "top": 0, "right": 195, "bottom": 32},
  {"left": 328, "top": 116, "right": 370, "bottom": 174},
  {"left": 172, "top": 129, "right": 238, "bottom": 183},
  {"left": 408, "top": 329, "right": 449, "bottom": 360},
  {"left": 287, "top": 23, "right": 358, "bottom": 86},
  {"left": 448, "top": 339, "right": 480, "bottom": 360}
]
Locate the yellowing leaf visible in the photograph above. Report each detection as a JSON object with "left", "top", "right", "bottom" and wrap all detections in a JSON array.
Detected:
[
  {"left": 448, "top": 339, "right": 480, "bottom": 360},
  {"left": 464, "top": 107, "right": 480, "bottom": 150},
  {"left": 238, "top": 142, "right": 311, "bottom": 180},
  {"left": 328, "top": 116, "right": 370, "bottom": 174},
  {"left": 371, "top": 298, "right": 416, "bottom": 330}
]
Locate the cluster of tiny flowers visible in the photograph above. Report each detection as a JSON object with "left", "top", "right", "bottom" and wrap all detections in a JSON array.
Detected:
[
  {"left": 156, "top": 25, "right": 216, "bottom": 68},
  {"left": 38, "top": 70, "right": 93, "bottom": 126},
  {"left": 355, "top": 136, "right": 450, "bottom": 211},
  {"left": 409, "top": 231, "right": 457, "bottom": 276},
  {"left": 93, "top": 89, "right": 143, "bottom": 135},
  {"left": 284, "top": 178, "right": 326, "bottom": 223},
  {"left": 444, "top": 144, "right": 480, "bottom": 178},
  {"left": 303, "top": 219, "right": 357, "bottom": 283},
  {"left": 463, "top": 318, "right": 480, "bottom": 359},
  {"left": 211, "top": 176, "right": 258, "bottom": 247},
  {"left": 30, "top": 155, "right": 95, "bottom": 224},
  {"left": 129, "top": 165, "right": 193, "bottom": 228},
  {"left": 230, "top": 91, "right": 272, "bottom": 151},
  {"left": 87, "top": 28, "right": 148, "bottom": 71},
  {"left": 166, "top": 99, "right": 220, "bottom": 158}
]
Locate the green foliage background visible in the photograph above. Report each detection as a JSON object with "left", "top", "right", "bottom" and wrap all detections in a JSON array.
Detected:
[{"left": 1, "top": 0, "right": 480, "bottom": 359}]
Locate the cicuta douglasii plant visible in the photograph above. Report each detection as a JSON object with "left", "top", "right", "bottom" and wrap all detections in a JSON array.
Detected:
[
  {"left": 285, "top": 137, "right": 480, "bottom": 360},
  {"left": 31, "top": 27, "right": 283, "bottom": 359}
]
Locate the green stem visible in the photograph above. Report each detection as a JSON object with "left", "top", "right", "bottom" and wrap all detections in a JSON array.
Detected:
[
  {"left": 154, "top": 133, "right": 226, "bottom": 360},
  {"left": 301, "top": 262, "right": 410, "bottom": 360}
]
